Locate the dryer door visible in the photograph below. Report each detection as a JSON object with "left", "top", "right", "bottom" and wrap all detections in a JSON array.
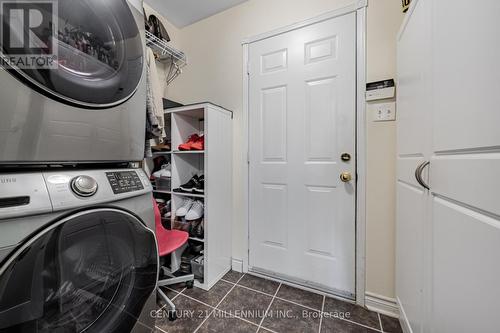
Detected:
[
  {"left": 0, "top": 208, "right": 158, "bottom": 333},
  {"left": 0, "top": 0, "right": 143, "bottom": 108}
]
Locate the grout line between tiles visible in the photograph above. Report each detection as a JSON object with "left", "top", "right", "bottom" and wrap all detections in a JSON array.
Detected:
[
  {"left": 378, "top": 312, "right": 384, "bottom": 332},
  {"left": 194, "top": 308, "right": 214, "bottom": 333},
  {"left": 155, "top": 325, "right": 169, "bottom": 333},
  {"left": 172, "top": 287, "right": 186, "bottom": 300},
  {"left": 256, "top": 283, "right": 282, "bottom": 332},
  {"left": 156, "top": 304, "right": 167, "bottom": 314},
  {"left": 216, "top": 273, "right": 246, "bottom": 308},
  {"left": 337, "top": 317, "right": 383, "bottom": 332},
  {"left": 274, "top": 295, "right": 322, "bottom": 312},
  {"left": 318, "top": 295, "right": 326, "bottom": 333},
  {"left": 192, "top": 273, "right": 247, "bottom": 333},
  {"left": 258, "top": 326, "right": 280, "bottom": 333}
]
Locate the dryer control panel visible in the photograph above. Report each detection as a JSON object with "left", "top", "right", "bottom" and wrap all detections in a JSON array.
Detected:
[{"left": 106, "top": 171, "right": 144, "bottom": 194}]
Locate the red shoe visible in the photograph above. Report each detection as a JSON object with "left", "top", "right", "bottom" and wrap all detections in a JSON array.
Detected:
[
  {"left": 191, "top": 135, "right": 204, "bottom": 151},
  {"left": 178, "top": 134, "right": 200, "bottom": 151}
]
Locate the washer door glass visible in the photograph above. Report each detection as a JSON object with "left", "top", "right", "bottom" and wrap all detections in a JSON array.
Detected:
[
  {"left": 0, "top": 209, "right": 158, "bottom": 333},
  {"left": 0, "top": 0, "right": 143, "bottom": 107}
]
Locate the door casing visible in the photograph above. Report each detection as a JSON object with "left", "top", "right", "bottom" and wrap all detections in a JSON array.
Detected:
[{"left": 241, "top": 0, "right": 367, "bottom": 305}]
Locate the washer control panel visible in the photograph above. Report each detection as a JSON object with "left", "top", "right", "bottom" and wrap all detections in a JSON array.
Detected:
[
  {"left": 106, "top": 171, "right": 144, "bottom": 194},
  {"left": 43, "top": 169, "right": 151, "bottom": 211}
]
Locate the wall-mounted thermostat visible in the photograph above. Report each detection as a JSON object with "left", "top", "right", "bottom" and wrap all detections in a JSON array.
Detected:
[{"left": 366, "top": 79, "right": 395, "bottom": 101}]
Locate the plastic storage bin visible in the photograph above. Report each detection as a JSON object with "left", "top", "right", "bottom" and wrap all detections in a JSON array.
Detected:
[{"left": 191, "top": 255, "right": 204, "bottom": 281}]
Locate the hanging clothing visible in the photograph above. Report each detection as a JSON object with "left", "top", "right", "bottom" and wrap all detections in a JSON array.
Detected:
[
  {"left": 146, "top": 47, "right": 165, "bottom": 136},
  {"left": 145, "top": 47, "right": 165, "bottom": 157}
]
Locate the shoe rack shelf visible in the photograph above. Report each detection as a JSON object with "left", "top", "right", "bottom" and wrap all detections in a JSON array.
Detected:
[
  {"left": 153, "top": 190, "right": 205, "bottom": 199},
  {"left": 189, "top": 237, "right": 205, "bottom": 243},
  {"left": 166, "top": 103, "right": 233, "bottom": 290},
  {"left": 172, "top": 150, "right": 205, "bottom": 154},
  {"left": 173, "top": 192, "right": 205, "bottom": 199},
  {"left": 152, "top": 152, "right": 171, "bottom": 157}
]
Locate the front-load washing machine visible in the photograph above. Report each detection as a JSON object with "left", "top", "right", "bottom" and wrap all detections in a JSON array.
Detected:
[
  {"left": 0, "top": 0, "right": 147, "bottom": 164},
  {"left": 0, "top": 168, "right": 158, "bottom": 332}
]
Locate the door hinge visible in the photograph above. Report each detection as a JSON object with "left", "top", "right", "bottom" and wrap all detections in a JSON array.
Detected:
[
  {"left": 246, "top": 62, "right": 250, "bottom": 76},
  {"left": 247, "top": 152, "right": 250, "bottom": 165}
]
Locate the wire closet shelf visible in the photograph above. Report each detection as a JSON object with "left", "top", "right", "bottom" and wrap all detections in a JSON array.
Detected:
[{"left": 146, "top": 30, "right": 187, "bottom": 85}]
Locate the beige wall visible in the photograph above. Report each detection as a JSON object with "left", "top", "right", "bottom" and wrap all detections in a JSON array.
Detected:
[
  {"left": 155, "top": 0, "right": 403, "bottom": 299},
  {"left": 365, "top": 0, "right": 403, "bottom": 298}
]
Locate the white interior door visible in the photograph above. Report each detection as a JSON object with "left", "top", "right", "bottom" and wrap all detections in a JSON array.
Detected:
[{"left": 248, "top": 12, "right": 357, "bottom": 296}]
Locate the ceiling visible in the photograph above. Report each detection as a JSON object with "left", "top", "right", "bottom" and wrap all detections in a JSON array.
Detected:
[{"left": 145, "top": 0, "right": 249, "bottom": 28}]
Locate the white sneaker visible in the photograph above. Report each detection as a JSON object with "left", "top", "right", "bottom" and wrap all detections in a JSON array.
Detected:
[
  {"left": 153, "top": 163, "right": 171, "bottom": 178},
  {"left": 186, "top": 200, "right": 204, "bottom": 221},
  {"left": 176, "top": 198, "right": 194, "bottom": 217}
]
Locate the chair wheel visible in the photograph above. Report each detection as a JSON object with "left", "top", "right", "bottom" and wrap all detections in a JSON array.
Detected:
[
  {"left": 186, "top": 280, "right": 194, "bottom": 289},
  {"left": 168, "top": 311, "right": 177, "bottom": 321}
]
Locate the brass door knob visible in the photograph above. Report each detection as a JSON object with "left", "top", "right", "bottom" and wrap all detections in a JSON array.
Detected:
[{"left": 340, "top": 172, "right": 352, "bottom": 183}]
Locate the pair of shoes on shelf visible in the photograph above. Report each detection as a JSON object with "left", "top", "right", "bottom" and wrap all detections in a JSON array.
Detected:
[
  {"left": 151, "top": 143, "right": 171, "bottom": 152},
  {"left": 153, "top": 163, "right": 171, "bottom": 178},
  {"left": 189, "top": 220, "right": 204, "bottom": 239},
  {"left": 179, "top": 134, "right": 204, "bottom": 151},
  {"left": 174, "top": 175, "right": 204, "bottom": 194},
  {"left": 176, "top": 199, "right": 204, "bottom": 221}
]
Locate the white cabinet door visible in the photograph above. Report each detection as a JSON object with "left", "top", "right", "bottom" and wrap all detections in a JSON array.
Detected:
[
  {"left": 430, "top": 1, "right": 500, "bottom": 332},
  {"left": 396, "top": 0, "right": 432, "bottom": 332},
  {"left": 248, "top": 13, "right": 357, "bottom": 296},
  {"left": 399, "top": 0, "right": 500, "bottom": 332}
]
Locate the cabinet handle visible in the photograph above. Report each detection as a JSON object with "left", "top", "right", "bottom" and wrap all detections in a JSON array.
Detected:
[{"left": 415, "top": 161, "right": 430, "bottom": 190}]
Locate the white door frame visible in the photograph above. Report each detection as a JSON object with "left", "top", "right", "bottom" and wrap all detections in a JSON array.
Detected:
[{"left": 241, "top": 0, "right": 367, "bottom": 306}]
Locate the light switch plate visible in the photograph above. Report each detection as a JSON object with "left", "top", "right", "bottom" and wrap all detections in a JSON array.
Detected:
[{"left": 372, "top": 102, "right": 396, "bottom": 122}]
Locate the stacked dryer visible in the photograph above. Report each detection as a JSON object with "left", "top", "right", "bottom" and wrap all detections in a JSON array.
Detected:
[{"left": 0, "top": 0, "right": 158, "bottom": 332}]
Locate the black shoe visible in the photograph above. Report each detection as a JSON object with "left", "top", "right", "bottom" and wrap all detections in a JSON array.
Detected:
[
  {"left": 179, "top": 175, "right": 200, "bottom": 192},
  {"left": 193, "top": 220, "right": 204, "bottom": 239},
  {"left": 193, "top": 175, "right": 204, "bottom": 193},
  {"left": 188, "top": 220, "right": 199, "bottom": 237}
]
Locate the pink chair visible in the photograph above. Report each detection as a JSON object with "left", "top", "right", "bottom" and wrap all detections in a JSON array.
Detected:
[{"left": 154, "top": 199, "right": 194, "bottom": 321}]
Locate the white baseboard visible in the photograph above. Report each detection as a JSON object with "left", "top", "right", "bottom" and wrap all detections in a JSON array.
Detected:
[
  {"left": 365, "top": 292, "right": 399, "bottom": 318},
  {"left": 231, "top": 258, "right": 244, "bottom": 273},
  {"left": 396, "top": 297, "right": 413, "bottom": 333}
]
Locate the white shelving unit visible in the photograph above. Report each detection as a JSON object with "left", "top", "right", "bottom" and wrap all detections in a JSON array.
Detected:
[{"left": 166, "top": 103, "right": 233, "bottom": 290}]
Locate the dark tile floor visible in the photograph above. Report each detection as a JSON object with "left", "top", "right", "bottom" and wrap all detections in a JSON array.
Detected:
[{"left": 154, "top": 271, "right": 403, "bottom": 333}]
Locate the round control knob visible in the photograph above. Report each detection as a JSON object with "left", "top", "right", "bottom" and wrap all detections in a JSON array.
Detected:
[{"left": 71, "top": 176, "right": 98, "bottom": 197}]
